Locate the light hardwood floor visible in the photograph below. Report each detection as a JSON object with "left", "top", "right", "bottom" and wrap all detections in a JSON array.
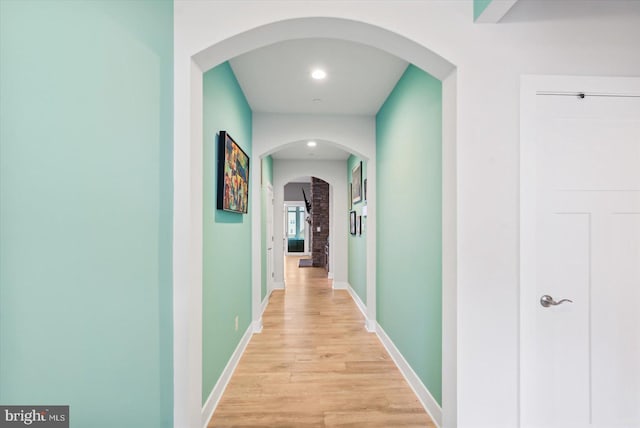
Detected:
[{"left": 207, "top": 256, "right": 435, "bottom": 427}]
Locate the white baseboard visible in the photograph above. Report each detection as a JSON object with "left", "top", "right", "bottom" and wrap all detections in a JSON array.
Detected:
[
  {"left": 346, "top": 285, "right": 367, "bottom": 318},
  {"left": 201, "top": 325, "right": 254, "bottom": 428},
  {"left": 340, "top": 286, "right": 441, "bottom": 423},
  {"left": 346, "top": 285, "right": 376, "bottom": 332},
  {"left": 272, "top": 281, "right": 285, "bottom": 290},
  {"left": 332, "top": 281, "right": 349, "bottom": 290},
  {"left": 261, "top": 290, "right": 272, "bottom": 316},
  {"left": 365, "top": 319, "right": 376, "bottom": 333},
  {"left": 254, "top": 290, "right": 274, "bottom": 334},
  {"left": 328, "top": 271, "right": 334, "bottom": 279},
  {"left": 252, "top": 318, "right": 263, "bottom": 333},
  {"left": 375, "top": 324, "right": 442, "bottom": 428}
]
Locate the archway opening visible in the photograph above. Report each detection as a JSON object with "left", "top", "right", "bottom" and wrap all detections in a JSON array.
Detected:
[{"left": 174, "top": 16, "right": 457, "bottom": 428}]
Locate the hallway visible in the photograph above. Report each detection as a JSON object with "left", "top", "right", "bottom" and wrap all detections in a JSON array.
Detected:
[{"left": 208, "top": 256, "right": 435, "bottom": 427}]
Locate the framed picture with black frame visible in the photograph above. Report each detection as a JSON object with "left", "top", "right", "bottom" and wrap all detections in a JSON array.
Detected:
[
  {"left": 350, "top": 211, "right": 357, "bottom": 235},
  {"left": 364, "top": 178, "right": 367, "bottom": 201},
  {"left": 217, "top": 131, "right": 250, "bottom": 214},
  {"left": 357, "top": 215, "right": 362, "bottom": 235},
  {"left": 352, "top": 161, "right": 362, "bottom": 204}
]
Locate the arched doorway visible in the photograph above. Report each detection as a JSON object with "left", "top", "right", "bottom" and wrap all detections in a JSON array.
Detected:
[
  {"left": 268, "top": 149, "right": 358, "bottom": 286},
  {"left": 174, "top": 16, "right": 457, "bottom": 428}
]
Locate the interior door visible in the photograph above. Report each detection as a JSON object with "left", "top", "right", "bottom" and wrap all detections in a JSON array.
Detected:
[
  {"left": 521, "top": 77, "right": 640, "bottom": 428},
  {"left": 266, "top": 185, "right": 274, "bottom": 293}
]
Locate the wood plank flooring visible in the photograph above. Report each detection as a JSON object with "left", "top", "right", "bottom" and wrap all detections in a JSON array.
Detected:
[{"left": 207, "top": 256, "right": 435, "bottom": 427}]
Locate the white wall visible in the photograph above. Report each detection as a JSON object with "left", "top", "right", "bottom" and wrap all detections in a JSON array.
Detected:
[
  {"left": 273, "top": 159, "right": 348, "bottom": 286},
  {"left": 174, "top": 2, "right": 640, "bottom": 427},
  {"left": 284, "top": 182, "right": 311, "bottom": 202}
]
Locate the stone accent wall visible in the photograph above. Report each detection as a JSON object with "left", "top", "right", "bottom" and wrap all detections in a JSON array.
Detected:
[{"left": 310, "top": 177, "right": 330, "bottom": 268}]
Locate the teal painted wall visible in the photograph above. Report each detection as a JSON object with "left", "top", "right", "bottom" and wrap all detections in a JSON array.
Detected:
[
  {"left": 474, "top": 0, "right": 493, "bottom": 20},
  {"left": 376, "top": 65, "right": 442, "bottom": 405},
  {"left": 202, "top": 62, "right": 253, "bottom": 404},
  {"left": 348, "top": 155, "right": 367, "bottom": 304},
  {"left": 261, "top": 156, "right": 274, "bottom": 301},
  {"left": 0, "top": 1, "right": 173, "bottom": 427}
]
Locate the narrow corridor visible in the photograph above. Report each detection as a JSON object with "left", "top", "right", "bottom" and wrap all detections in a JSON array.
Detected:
[{"left": 208, "top": 256, "right": 435, "bottom": 427}]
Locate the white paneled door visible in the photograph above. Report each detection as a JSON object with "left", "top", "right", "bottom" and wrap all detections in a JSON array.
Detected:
[
  {"left": 266, "top": 185, "right": 274, "bottom": 293},
  {"left": 521, "top": 76, "right": 640, "bottom": 428}
]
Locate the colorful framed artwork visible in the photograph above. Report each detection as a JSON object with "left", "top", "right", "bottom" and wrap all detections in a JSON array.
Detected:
[{"left": 217, "top": 131, "right": 250, "bottom": 214}]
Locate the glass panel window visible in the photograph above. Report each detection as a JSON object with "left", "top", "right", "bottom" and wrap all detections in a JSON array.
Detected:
[
  {"left": 287, "top": 206, "right": 306, "bottom": 253},
  {"left": 287, "top": 209, "right": 297, "bottom": 236}
]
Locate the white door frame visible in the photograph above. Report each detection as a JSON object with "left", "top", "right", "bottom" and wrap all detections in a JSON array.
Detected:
[
  {"left": 519, "top": 74, "right": 640, "bottom": 426},
  {"left": 265, "top": 184, "right": 275, "bottom": 296}
]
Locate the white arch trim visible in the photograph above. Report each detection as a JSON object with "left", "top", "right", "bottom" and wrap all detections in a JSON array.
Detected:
[
  {"left": 192, "top": 17, "right": 455, "bottom": 80},
  {"left": 174, "top": 16, "right": 457, "bottom": 428},
  {"left": 252, "top": 114, "right": 376, "bottom": 323},
  {"left": 269, "top": 157, "right": 351, "bottom": 294},
  {"left": 254, "top": 113, "right": 374, "bottom": 161},
  {"left": 261, "top": 139, "right": 366, "bottom": 161},
  {"left": 275, "top": 169, "right": 337, "bottom": 277}
]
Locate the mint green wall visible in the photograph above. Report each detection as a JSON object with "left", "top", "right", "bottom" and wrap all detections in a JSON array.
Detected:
[
  {"left": 261, "top": 156, "right": 274, "bottom": 301},
  {"left": 376, "top": 65, "right": 442, "bottom": 405},
  {"left": 474, "top": 0, "right": 493, "bottom": 20},
  {"left": 202, "top": 62, "right": 253, "bottom": 404},
  {"left": 348, "top": 155, "right": 367, "bottom": 304},
  {"left": 0, "top": 1, "right": 173, "bottom": 427}
]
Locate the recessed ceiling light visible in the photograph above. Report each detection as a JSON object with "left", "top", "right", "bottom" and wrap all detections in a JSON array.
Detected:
[
  {"left": 307, "top": 141, "right": 317, "bottom": 147},
  {"left": 311, "top": 69, "right": 327, "bottom": 80}
]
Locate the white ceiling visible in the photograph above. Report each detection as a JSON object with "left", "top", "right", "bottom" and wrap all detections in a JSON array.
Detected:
[
  {"left": 229, "top": 38, "right": 408, "bottom": 116},
  {"left": 270, "top": 140, "right": 351, "bottom": 161}
]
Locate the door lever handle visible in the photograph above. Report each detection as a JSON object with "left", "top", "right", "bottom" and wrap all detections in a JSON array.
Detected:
[{"left": 540, "top": 294, "right": 573, "bottom": 308}]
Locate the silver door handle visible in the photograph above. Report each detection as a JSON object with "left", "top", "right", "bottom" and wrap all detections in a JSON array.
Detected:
[{"left": 540, "top": 294, "right": 573, "bottom": 308}]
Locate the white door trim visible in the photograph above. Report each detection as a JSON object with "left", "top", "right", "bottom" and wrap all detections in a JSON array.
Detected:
[
  {"left": 519, "top": 74, "right": 640, "bottom": 427},
  {"left": 266, "top": 184, "right": 275, "bottom": 295}
]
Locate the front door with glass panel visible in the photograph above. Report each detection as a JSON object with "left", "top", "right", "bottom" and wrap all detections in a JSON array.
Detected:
[{"left": 286, "top": 205, "right": 308, "bottom": 254}]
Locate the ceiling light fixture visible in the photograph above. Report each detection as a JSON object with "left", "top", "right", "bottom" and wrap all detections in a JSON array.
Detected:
[
  {"left": 311, "top": 69, "right": 327, "bottom": 80},
  {"left": 307, "top": 141, "right": 317, "bottom": 147}
]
